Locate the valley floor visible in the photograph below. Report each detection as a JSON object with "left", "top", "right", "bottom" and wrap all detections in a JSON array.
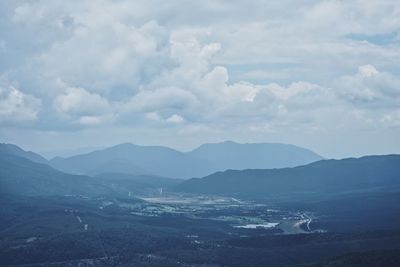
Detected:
[{"left": 1, "top": 192, "right": 400, "bottom": 266}]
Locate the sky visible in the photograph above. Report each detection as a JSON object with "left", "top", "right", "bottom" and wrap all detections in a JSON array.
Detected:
[{"left": 0, "top": 0, "right": 400, "bottom": 158}]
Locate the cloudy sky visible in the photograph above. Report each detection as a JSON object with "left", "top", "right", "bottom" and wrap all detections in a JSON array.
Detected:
[{"left": 0, "top": 0, "right": 400, "bottom": 158}]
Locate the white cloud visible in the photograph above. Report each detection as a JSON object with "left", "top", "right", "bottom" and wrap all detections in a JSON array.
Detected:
[
  {"left": 146, "top": 111, "right": 162, "bottom": 121},
  {"left": 381, "top": 110, "right": 400, "bottom": 127},
  {"left": 358, "top": 64, "right": 379, "bottom": 77},
  {"left": 78, "top": 116, "right": 105, "bottom": 126},
  {"left": 143, "top": 111, "right": 184, "bottom": 124},
  {"left": 336, "top": 64, "right": 400, "bottom": 108},
  {"left": 36, "top": 18, "right": 169, "bottom": 97},
  {"left": 166, "top": 114, "right": 184, "bottom": 124},
  {"left": 123, "top": 86, "right": 198, "bottom": 113},
  {"left": 55, "top": 86, "right": 110, "bottom": 116},
  {"left": 1, "top": 0, "right": 400, "bottom": 157},
  {"left": 13, "top": 3, "right": 44, "bottom": 23},
  {"left": 0, "top": 86, "right": 42, "bottom": 123}
]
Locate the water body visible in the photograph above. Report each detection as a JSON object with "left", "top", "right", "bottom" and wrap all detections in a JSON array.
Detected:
[{"left": 234, "top": 223, "right": 279, "bottom": 229}]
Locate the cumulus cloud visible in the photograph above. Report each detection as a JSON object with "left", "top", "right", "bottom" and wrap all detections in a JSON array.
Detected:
[
  {"left": 1, "top": 0, "right": 400, "bottom": 156},
  {"left": 55, "top": 86, "right": 111, "bottom": 116},
  {"left": 37, "top": 20, "right": 169, "bottom": 97},
  {"left": 381, "top": 110, "right": 400, "bottom": 127},
  {"left": 336, "top": 64, "right": 400, "bottom": 108},
  {"left": 166, "top": 114, "right": 184, "bottom": 124},
  {"left": 78, "top": 116, "right": 105, "bottom": 126},
  {"left": 0, "top": 85, "right": 42, "bottom": 123},
  {"left": 123, "top": 87, "right": 197, "bottom": 113},
  {"left": 54, "top": 85, "right": 113, "bottom": 126},
  {"left": 142, "top": 111, "right": 184, "bottom": 125}
]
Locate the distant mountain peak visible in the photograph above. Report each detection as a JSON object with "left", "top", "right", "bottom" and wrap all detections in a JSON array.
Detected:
[
  {"left": 44, "top": 141, "right": 323, "bottom": 179},
  {"left": 113, "top": 142, "right": 137, "bottom": 148},
  {"left": 189, "top": 141, "right": 322, "bottom": 171}
]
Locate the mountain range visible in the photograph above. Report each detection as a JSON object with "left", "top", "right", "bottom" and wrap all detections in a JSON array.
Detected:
[
  {"left": 48, "top": 141, "right": 323, "bottom": 179},
  {"left": 175, "top": 155, "right": 400, "bottom": 198},
  {"left": 188, "top": 141, "right": 322, "bottom": 170},
  {"left": 1, "top": 142, "right": 399, "bottom": 201}
]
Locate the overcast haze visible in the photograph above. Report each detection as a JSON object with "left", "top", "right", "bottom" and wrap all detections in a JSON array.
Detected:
[{"left": 0, "top": 0, "right": 400, "bottom": 158}]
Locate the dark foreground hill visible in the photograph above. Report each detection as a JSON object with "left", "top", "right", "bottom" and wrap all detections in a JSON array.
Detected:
[
  {"left": 0, "top": 143, "right": 48, "bottom": 164},
  {"left": 0, "top": 149, "right": 179, "bottom": 197},
  {"left": 175, "top": 155, "right": 400, "bottom": 198},
  {"left": 0, "top": 152, "right": 111, "bottom": 197},
  {"left": 0, "top": 145, "right": 181, "bottom": 196},
  {"left": 302, "top": 249, "right": 400, "bottom": 267},
  {"left": 1, "top": 145, "right": 400, "bottom": 267}
]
